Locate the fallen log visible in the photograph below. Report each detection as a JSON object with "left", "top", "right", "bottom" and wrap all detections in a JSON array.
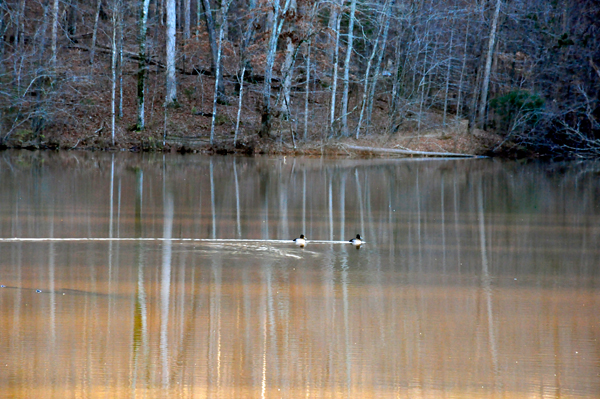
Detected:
[{"left": 344, "top": 144, "right": 486, "bottom": 158}]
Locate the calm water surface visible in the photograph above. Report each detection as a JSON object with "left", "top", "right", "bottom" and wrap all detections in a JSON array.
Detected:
[{"left": 1, "top": 151, "right": 599, "bottom": 398}]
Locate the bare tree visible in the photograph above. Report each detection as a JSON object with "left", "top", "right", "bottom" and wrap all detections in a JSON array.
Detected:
[
  {"left": 183, "top": 0, "right": 190, "bottom": 72},
  {"left": 51, "top": 0, "right": 59, "bottom": 68},
  {"left": 209, "top": 0, "right": 231, "bottom": 144},
  {"left": 304, "top": 40, "right": 311, "bottom": 141},
  {"left": 0, "top": 0, "right": 596, "bottom": 158},
  {"left": 329, "top": 0, "right": 341, "bottom": 136},
  {"left": 455, "top": 19, "right": 470, "bottom": 121},
  {"left": 478, "top": 0, "right": 502, "bottom": 129},
  {"left": 166, "top": 0, "right": 177, "bottom": 105},
  {"left": 234, "top": 0, "right": 257, "bottom": 144},
  {"left": 442, "top": 29, "right": 454, "bottom": 127},
  {"left": 90, "top": 0, "right": 103, "bottom": 66},
  {"left": 359, "top": 0, "right": 395, "bottom": 137},
  {"left": 279, "top": 0, "right": 299, "bottom": 121},
  {"left": 260, "top": 0, "right": 292, "bottom": 138},
  {"left": 200, "top": 0, "right": 226, "bottom": 103},
  {"left": 111, "top": 0, "right": 120, "bottom": 145},
  {"left": 340, "top": 0, "right": 357, "bottom": 137},
  {"left": 137, "top": 0, "right": 152, "bottom": 130},
  {"left": 0, "top": 0, "right": 6, "bottom": 68}
]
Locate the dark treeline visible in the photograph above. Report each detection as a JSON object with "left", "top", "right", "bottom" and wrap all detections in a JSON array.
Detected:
[{"left": 0, "top": 0, "right": 598, "bottom": 158}]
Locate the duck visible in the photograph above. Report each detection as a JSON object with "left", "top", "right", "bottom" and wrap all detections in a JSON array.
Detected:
[
  {"left": 293, "top": 234, "right": 307, "bottom": 247},
  {"left": 349, "top": 234, "right": 362, "bottom": 247}
]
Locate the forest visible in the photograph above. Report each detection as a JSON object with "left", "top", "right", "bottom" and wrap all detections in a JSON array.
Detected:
[{"left": 0, "top": 0, "right": 598, "bottom": 158}]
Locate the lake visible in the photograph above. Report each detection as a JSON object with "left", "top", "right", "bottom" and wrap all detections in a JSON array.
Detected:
[{"left": 1, "top": 151, "right": 599, "bottom": 398}]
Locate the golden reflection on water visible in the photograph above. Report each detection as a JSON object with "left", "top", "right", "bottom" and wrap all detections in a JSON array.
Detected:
[{"left": 1, "top": 152, "right": 599, "bottom": 398}]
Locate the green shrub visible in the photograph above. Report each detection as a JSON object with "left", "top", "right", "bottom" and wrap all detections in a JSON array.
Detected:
[{"left": 490, "top": 90, "right": 544, "bottom": 132}]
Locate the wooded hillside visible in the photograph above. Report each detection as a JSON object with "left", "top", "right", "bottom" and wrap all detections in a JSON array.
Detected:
[{"left": 0, "top": 0, "right": 598, "bottom": 158}]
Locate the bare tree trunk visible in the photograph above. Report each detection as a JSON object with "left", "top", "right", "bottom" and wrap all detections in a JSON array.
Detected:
[
  {"left": 183, "top": 0, "right": 190, "bottom": 72},
  {"left": 51, "top": 0, "right": 59, "bottom": 68},
  {"left": 166, "top": 0, "right": 177, "bottom": 104},
  {"left": 304, "top": 40, "right": 311, "bottom": 141},
  {"left": 118, "top": 5, "right": 124, "bottom": 119},
  {"left": 234, "top": 0, "right": 256, "bottom": 144},
  {"left": 66, "top": 0, "right": 77, "bottom": 39},
  {"left": 111, "top": 0, "right": 118, "bottom": 145},
  {"left": 279, "top": 0, "right": 297, "bottom": 119},
  {"left": 341, "top": 0, "right": 357, "bottom": 137},
  {"left": 209, "top": 0, "right": 230, "bottom": 144},
  {"left": 478, "top": 0, "right": 502, "bottom": 129},
  {"left": 365, "top": 0, "right": 394, "bottom": 134},
  {"left": 443, "top": 29, "right": 454, "bottom": 127},
  {"left": 14, "top": 0, "right": 23, "bottom": 49},
  {"left": 90, "top": 0, "right": 103, "bottom": 66},
  {"left": 327, "top": 0, "right": 339, "bottom": 65},
  {"left": 260, "top": 0, "right": 292, "bottom": 138},
  {"left": 31, "top": 0, "right": 51, "bottom": 140},
  {"left": 137, "top": 0, "right": 152, "bottom": 129},
  {"left": 356, "top": 36, "right": 378, "bottom": 138},
  {"left": 389, "top": 32, "right": 404, "bottom": 128},
  {"left": 201, "top": 0, "right": 218, "bottom": 70},
  {"left": 329, "top": 3, "right": 341, "bottom": 136},
  {"left": 159, "top": 0, "right": 165, "bottom": 25},
  {"left": 0, "top": 0, "right": 5, "bottom": 69},
  {"left": 200, "top": 0, "right": 226, "bottom": 103},
  {"left": 456, "top": 20, "right": 469, "bottom": 121},
  {"left": 417, "top": 32, "right": 429, "bottom": 133},
  {"left": 280, "top": 40, "right": 294, "bottom": 118},
  {"left": 469, "top": 64, "right": 482, "bottom": 133},
  {"left": 234, "top": 65, "right": 246, "bottom": 145},
  {"left": 260, "top": 1, "right": 281, "bottom": 138},
  {"left": 196, "top": 0, "right": 201, "bottom": 40}
]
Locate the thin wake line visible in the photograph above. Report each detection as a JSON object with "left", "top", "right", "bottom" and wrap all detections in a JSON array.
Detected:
[{"left": 0, "top": 238, "right": 363, "bottom": 244}]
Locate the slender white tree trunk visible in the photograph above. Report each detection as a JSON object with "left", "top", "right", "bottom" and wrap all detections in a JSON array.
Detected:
[
  {"left": 304, "top": 40, "right": 311, "bottom": 141},
  {"left": 90, "top": 0, "right": 102, "bottom": 66},
  {"left": 417, "top": 37, "right": 428, "bottom": 133},
  {"left": 261, "top": 0, "right": 281, "bottom": 137},
  {"left": 356, "top": 38, "right": 378, "bottom": 138},
  {"left": 233, "top": 0, "right": 256, "bottom": 144},
  {"left": 329, "top": 6, "right": 341, "bottom": 135},
  {"left": 201, "top": 0, "right": 218, "bottom": 70},
  {"left": 201, "top": 0, "right": 226, "bottom": 102},
  {"left": 166, "top": 0, "right": 177, "bottom": 104},
  {"left": 183, "top": 0, "right": 190, "bottom": 72},
  {"left": 234, "top": 65, "right": 246, "bottom": 145},
  {"left": 111, "top": 0, "right": 118, "bottom": 145},
  {"left": 51, "top": 0, "right": 59, "bottom": 68},
  {"left": 478, "top": 0, "right": 502, "bottom": 128},
  {"left": 341, "top": 0, "right": 357, "bottom": 137},
  {"left": 280, "top": 37, "right": 295, "bottom": 118},
  {"left": 357, "top": 0, "right": 394, "bottom": 138},
  {"left": 197, "top": 0, "right": 202, "bottom": 40},
  {"left": 327, "top": 1, "right": 339, "bottom": 65},
  {"left": 137, "top": 0, "right": 152, "bottom": 129},
  {"left": 260, "top": 0, "right": 292, "bottom": 138},
  {"left": 365, "top": 0, "right": 394, "bottom": 134},
  {"left": 210, "top": 0, "right": 230, "bottom": 144},
  {"left": 456, "top": 20, "right": 469, "bottom": 121},
  {"left": 13, "top": 0, "right": 22, "bottom": 49},
  {"left": 118, "top": 8, "right": 124, "bottom": 119},
  {"left": 279, "top": 0, "right": 297, "bottom": 119},
  {"left": 0, "top": 0, "right": 4, "bottom": 66},
  {"left": 443, "top": 30, "right": 454, "bottom": 126}
]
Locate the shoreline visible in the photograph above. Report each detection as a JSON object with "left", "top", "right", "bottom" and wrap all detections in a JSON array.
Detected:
[{"left": 1, "top": 129, "right": 510, "bottom": 158}]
